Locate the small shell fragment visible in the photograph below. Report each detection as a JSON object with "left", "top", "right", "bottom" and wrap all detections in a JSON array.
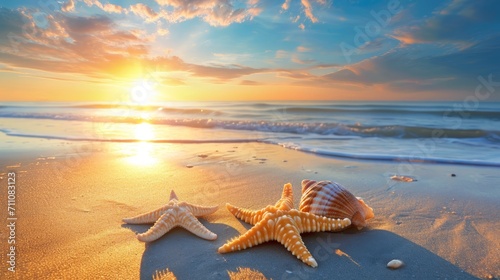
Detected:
[
  {"left": 387, "top": 259, "right": 404, "bottom": 269},
  {"left": 390, "top": 175, "right": 416, "bottom": 182}
]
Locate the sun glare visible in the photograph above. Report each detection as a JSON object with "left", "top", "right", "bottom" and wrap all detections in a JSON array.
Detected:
[
  {"left": 130, "top": 79, "right": 157, "bottom": 104},
  {"left": 135, "top": 122, "right": 154, "bottom": 141},
  {"left": 126, "top": 122, "right": 158, "bottom": 165}
]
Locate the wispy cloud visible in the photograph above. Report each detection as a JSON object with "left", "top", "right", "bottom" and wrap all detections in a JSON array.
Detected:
[
  {"left": 156, "top": 0, "right": 261, "bottom": 26},
  {"left": 297, "top": 46, "right": 310, "bottom": 52},
  {"left": 301, "top": 0, "right": 318, "bottom": 23},
  {"left": 82, "top": 0, "right": 127, "bottom": 14},
  {"left": 393, "top": 0, "right": 500, "bottom": 45},
  {"left": 321, "top": 35, "right": 500, "bottom": 91},
  {"left": 281, "top": 0, "right": 327, "bottom": 24},
  {"left": 240, "top": 79, "right": 261, "bottom": 85},
  {"left": 130, "top": 3, "right": 161, "bottom": 22}
]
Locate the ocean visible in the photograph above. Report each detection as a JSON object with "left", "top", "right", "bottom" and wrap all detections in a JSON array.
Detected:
[{"left": 1, "top": 101, "right": 499, "bottom": 166}]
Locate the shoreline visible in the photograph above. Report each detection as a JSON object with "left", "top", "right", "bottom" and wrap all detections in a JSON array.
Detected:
[{"left": 0, "top": 140, "right": 498, "bottom": 279}]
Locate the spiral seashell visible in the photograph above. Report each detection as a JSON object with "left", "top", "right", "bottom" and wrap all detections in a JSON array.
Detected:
[{"left": 299, "top": 179, "right": 374, "bottom": 229}]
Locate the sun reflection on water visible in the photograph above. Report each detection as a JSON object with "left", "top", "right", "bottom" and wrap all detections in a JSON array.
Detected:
[{"left": 126, "top": 122, "right": 158, "bottom": 166}]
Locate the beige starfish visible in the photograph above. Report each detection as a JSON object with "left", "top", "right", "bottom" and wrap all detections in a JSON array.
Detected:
[
  {"left": 218, "top": 183, "right": 351, "bottom": 267},
  {"left": 123, "top": 190, "right": 218, "bottom": 241}
]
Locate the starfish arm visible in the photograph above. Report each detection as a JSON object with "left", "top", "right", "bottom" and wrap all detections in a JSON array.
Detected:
[
  {"left": 178, "top": 210, "right": 217, "bottom": 240},
  {"left": 218, "top": 214, "right": 276, "bottom": 253},
  {"left": 169, "top": 190, "right": 178, "bottom": 201},
  {"left": 274, "top": 215, "right": 318, "bottom": 267},
  {"left": 122, "top": 205, "right": 171, "bottom": 224},
  {"left": 137, "top": 211, "right": 177, "bottom": 242},
  {"left": 226, "top": 203, "right": 276, "bottom": 225},
  {"left": 291, "top": 210, "right": 351, "bottom": 233},
  {"left": 274, "top": 183, "right": 294, "bottom": 211},
  {"left": 181, "top": 202, "right": 219, "bottom": 217}
]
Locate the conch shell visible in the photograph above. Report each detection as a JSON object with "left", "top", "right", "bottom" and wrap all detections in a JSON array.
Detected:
[{"left": 299, "top": 179, "right": 374, "bottom": 229}]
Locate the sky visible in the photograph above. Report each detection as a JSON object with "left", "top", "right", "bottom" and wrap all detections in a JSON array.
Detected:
[{"left": 0, "top": 0, "right": 499, "bottom": 102}]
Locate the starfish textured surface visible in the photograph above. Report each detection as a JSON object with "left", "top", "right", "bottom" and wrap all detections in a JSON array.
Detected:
[
  {"left": 123, "top": 190, "right": 218, "bottom": 241},
  {"left": 218, "top": 183, "right": 351, "bottom": 267}
]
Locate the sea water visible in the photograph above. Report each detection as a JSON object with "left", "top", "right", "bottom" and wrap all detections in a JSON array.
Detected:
[{"left": 0, "top": 101, "right": 499, "bottom": 166}]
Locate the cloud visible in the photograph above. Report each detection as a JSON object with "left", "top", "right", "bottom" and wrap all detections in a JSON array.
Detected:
[
  {"left": 393, "top": 0, "right": 500, "bottom": 45},
  {"left": 281, "top": 0, "right": 326, "bottom": 23},
  {"left": 275, "top": 50, "right": 288, "bottom": 58},
  {"left": 240, "top": 80, "right": 261, "bottom": 85},
  {"left": 102, "top": 3, "right": 127, "bottom": 14},
  {"left": 156, "top": 0, "right": 261, "bottom": 26},
  {"left": 298, "top": 23, "right": 305, "bottom": 30},
  {"left": 278, "top": 70, "right": 314, "bottom": 80},
  {"left": 291, "top": 54, "right": 314, "bottom": 64},
  {"left": 82, "top": 0, "right": 126, "bottom": 14},
  {"left": 63, "top": 14, "right": 113, "bottom": 33},
  {"left": 297, "top": 46, "right": 310, "bottom": 52},
  {"left": 212, "top": 52, "right": 251, "bottom": 64},
  {"left": 186, "top": 63, "right": 268, "bottom": 80},
  {"left": 0, "top": 9, "right": 149, "bottom": 78},
  {"left": 61, "top": 0, "right": 75, "bottom": 12},
  {"left": 0, "top": 8, "right": 278, "bottom": 82},
  {"left": 282, "top": 0, "right": 291, "bottom": 10},
  {"left": 322, "top": 36, "right": 500, "bottom": 92},
  {"left": 130, "top": 3, "right": 160, "bottom": 22},
  {"left": 301, "top": 0, "right": 318, "bottom": 23},
  {"left": 157, "top": 22, "right": 169, "bottom": 36}
]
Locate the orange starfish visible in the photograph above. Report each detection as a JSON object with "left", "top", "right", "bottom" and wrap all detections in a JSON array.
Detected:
[
  {"left": 123, "top": 190, "right": 218, "bottom": 241},
  {"left": 218, "top": 183, "right": 351, "bottom": 267}
]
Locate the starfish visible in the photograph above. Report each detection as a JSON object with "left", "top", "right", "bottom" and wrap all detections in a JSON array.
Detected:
[
  {"left": 218, "top": 183, "right": 351, "bottom": 267},
  {"left": 123, "top": 190, "right": 218, "bottom": 241}
]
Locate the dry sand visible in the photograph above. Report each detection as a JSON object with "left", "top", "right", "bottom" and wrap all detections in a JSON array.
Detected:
[{"left": 0, "top": 141, "right": 499, "bottom": 279}]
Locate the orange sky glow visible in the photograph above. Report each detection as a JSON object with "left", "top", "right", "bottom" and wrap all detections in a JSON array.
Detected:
[{"left": 1, "top": 0, "right": 499, "bottom": 102}]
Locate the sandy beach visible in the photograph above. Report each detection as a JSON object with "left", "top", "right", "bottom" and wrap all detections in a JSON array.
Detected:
[{"left": 1, "top": 140, "right": 498, "bottom": 280}]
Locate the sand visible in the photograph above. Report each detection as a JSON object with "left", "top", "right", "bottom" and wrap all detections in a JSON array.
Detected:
[{"left": 0, "top": 140, "right": 499, "bottom": 279}]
